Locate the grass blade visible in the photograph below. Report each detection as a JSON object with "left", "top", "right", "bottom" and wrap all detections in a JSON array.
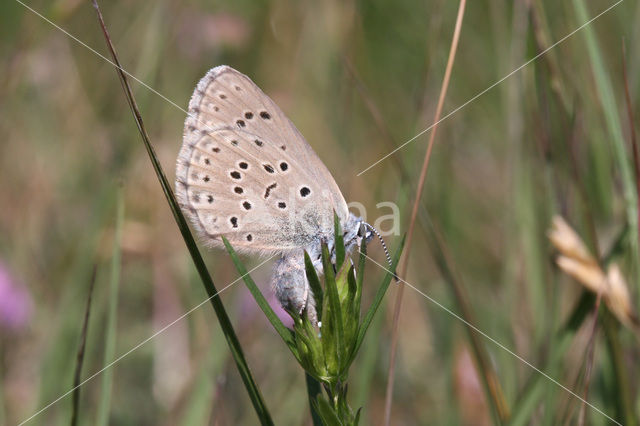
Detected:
[
  {"left": 96, "top": 188, "right": 124, "bottom": 426},
  {"left": 572, "top": 0, "right": 639, "bottom": 278},
  {"left": 70, "top": 266, "right": 97, "bottom": 426},
  {"left": 222, "top": 237, "right": 297, "bottom": 357},
  {"left": 622, "top": 40, "right": 640, "bottom": 259},
  {"left": 350, "top": 235, "right": 405, "bottom": 363},
  {"left": 602, "top": 310, "right": 637, "bottom": 426},
  {"left": 90, "top": 2, "right": 273, "bottom": 424}
]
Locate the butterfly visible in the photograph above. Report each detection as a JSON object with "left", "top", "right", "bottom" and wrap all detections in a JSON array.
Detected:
[{"left": 175, "top": 66, "right": 385, "bottom": 324}]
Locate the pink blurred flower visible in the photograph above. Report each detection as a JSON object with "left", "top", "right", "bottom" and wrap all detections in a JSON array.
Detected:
[
  {"left": 454, "top": 346, "right": 490, "bottom": 426},
  {"left": 0, "top": 263, "right": 32, "bottom": 331}
]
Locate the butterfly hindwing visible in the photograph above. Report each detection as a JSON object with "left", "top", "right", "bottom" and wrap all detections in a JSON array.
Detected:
[{"left": 176, "top": 66, "right": 349, "bottom": 253}]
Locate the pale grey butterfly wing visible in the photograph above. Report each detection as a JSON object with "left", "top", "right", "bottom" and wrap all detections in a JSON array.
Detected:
[{"left": 175, "top": 65, "right": 349, "bottom": 253}]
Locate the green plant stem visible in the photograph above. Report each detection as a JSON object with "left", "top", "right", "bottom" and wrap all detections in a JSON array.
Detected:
[
  {"left": 90, "top": 2, "right": 273, "bottom": 424},
  {"left": 305, "top": 374, "right": 323, "bottom": 426}
]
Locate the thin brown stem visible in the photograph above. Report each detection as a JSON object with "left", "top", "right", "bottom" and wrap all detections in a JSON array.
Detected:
[
  {"left": 70, "top": 266, "right": 97, "bottom": 426},
  {"left": 622, "top": 40, "right": 640, "bottom": 250},
  {"left": 383, "top": 1, "right": 467, "bottom": 424},
  {"left": 577, "top": 292, "right": 602, "bottom": 426}
]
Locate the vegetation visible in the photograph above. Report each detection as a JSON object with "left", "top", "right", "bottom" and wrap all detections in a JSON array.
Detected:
[{"left": 0, "top": 0, "right": 638, "bottom": 424}]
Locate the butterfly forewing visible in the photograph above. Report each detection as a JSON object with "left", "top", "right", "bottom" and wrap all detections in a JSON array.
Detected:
[{"left": 176, "top": 66, "right": 348, "bottom": 252}]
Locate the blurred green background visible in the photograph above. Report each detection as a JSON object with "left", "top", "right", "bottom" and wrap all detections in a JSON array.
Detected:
[{"left": 1, "top": 0, "right": 639, "bottom": 424}]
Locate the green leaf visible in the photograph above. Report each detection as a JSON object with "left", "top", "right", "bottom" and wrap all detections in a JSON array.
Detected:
[
  {"left": 322, "top": 242, "right": 345, "bottom": 369},
  {"left": 344, "top": 266, "right": 359, "bottom": 350},
  {"left": 354, "top": 408, "right": 362, "bottom": 426},
  {"left": 335, "top": 260, "right": 351, "bottom": 308},
  {"left": 350, "top": 235, "right": 405, "bottom": 364},
  {"left": 223, "top": 237, "right": 298, "bottom": 359},
  {"left": 305, "top": 251, "right": 324, "bottom": 324},
  {"left": 355, "top": 230, "right": 367, "bottom": 310},
  {"left": 301, "top": 311, "right": 326, "bottom": 377},
  {"left": 334, "top": 211, "right": 345, "bottom": 271},
  {"left": 314, "top": 397, "right": 343, "bottom": 426}
]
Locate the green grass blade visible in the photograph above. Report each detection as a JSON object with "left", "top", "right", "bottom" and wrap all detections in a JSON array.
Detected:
[
  {"left": 602, "top": 310, "right": 637, "bottom": 426},
  {"left": 96, "top": 188, "right": 124, "bottom": 426},
  {"left": 222, "top": 237, "right": 298, "bottom": 357},
  {"left": 91, "top": 3, "right": 273, "bottom": 423},
  {"left": 508, "top": 292, "right": 597, "bottom": 425},
  {"left": 305, "top": 251, "right": 324, "bottom": 324},
  {"left": 350, "top": 235, "right": 405, "bottom": 363},
  {"left": 573, "top": 0, "right": 638, "bottom": 276}
]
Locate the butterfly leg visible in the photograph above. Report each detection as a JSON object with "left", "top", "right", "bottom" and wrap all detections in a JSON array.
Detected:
[{"left": 272, "top": 254, "right": 318, "bottom": 325}]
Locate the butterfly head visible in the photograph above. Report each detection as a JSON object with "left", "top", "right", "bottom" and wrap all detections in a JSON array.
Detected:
[{"left": 343, "top": 213, "right": 394, "bottom": 273}]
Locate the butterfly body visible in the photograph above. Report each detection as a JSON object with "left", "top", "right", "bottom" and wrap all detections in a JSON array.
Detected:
[{"left": 175, "top": 66, "right": 365, "bottom": 323}]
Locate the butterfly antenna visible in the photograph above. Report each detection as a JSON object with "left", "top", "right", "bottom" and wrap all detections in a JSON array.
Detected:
[{"left": 364, "top": 222, "right": 398, "bottom": 281}]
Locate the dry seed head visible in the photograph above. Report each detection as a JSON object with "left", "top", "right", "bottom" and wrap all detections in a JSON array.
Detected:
[
  {"left": 548, "top": 215, "right": 638, "bottom": 332},
  {"left": 555, "top": 256, "right": 605, "bottom": 294},
  {"left": 548, "top": 216, "right": 597, "bottom": 266},
  {"left": 605, "top": 264, "right": 637, "bottom": 329}
]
